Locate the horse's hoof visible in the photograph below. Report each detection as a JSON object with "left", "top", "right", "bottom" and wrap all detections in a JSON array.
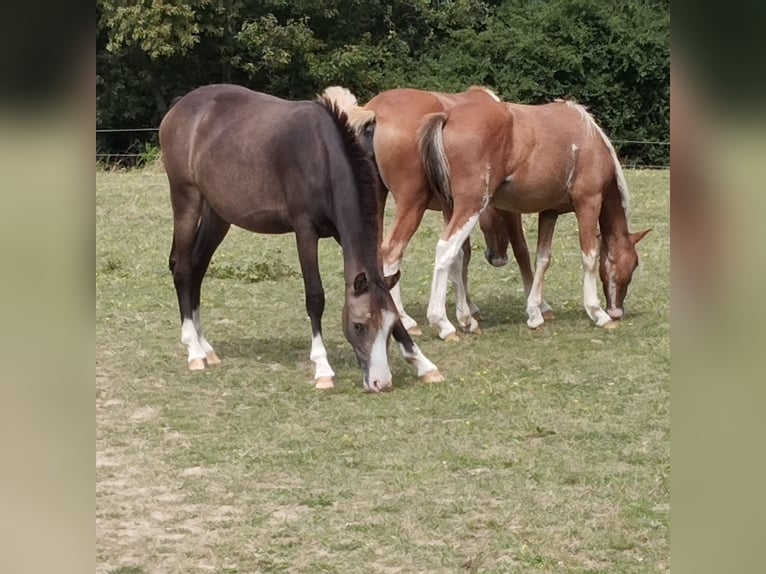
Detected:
[
  {"left": 205, "top": 351, "right": 221, "bottom": 365},
  {"left": 470, "top": 326, "right": 482, "bottom": 335},
  {"left": 603, "top": 321, "right": 618, "bottom": 330},
  {"left": 407, "top": 326, "right": 423, "bottom": 336},
  {"left": 472, "top": 311, "right": 482, "bottom": 321},
  {"left": 314, "top": 376, "right": 335, "bottom": 390},
  {"left": 188, "top": 358, "right": 206, "bottom": 371},
  {"left": 419, "top": 370, "right": 445, "bottom": 383},
  {"left": 445, "top": 333, "right": 461, "bottom": 343},
  {"left": 542, "top": 310, "right": 556, "bottom": 321}
]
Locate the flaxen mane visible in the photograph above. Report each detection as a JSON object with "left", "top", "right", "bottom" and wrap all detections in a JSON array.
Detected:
[{"left": 320, "top": 86, "right": 377, "bottom": 135}]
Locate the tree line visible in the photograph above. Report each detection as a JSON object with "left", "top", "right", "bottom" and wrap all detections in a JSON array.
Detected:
[{"left": 97, "top": 0, "right": 669, "bottom": 166}]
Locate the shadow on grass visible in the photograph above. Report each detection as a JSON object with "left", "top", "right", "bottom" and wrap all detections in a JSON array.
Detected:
[{"left": 215, "top": 336, "right": 308, "bottom": 364}]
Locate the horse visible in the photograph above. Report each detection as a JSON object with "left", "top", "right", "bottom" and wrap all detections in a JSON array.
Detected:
[
  {"left": 477, "top": 206, "right": 554, "bottom": 321},
  {"left": 159, "top": 84, "right": 443, "bottom": 392},
  {"left": 418, "top": 98, "right": 651, "bottom": 336},
  {"left": 322, "top": 86, "right": 537, "bottom": 341}
]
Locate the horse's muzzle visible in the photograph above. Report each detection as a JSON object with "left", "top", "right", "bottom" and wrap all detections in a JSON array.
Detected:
[
  {"left": 607, "top": 307, "right": 624, "bottom": 320},
  {"left": 484, "top": 248, "right": 508, "bottom": 267},
  {"left": 363, "top": 378, "right": 393, "bottom": 393}
]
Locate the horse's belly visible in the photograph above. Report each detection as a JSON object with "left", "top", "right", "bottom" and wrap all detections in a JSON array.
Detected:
[
  {"left": 491, "top": 181, "right": 572, "bottom": 214},
  {"left": 211, "top": 200, "right": 293, "bottom": 234},
  {"left": 235, "top": 214, "right": 293, "bottom": 234}
]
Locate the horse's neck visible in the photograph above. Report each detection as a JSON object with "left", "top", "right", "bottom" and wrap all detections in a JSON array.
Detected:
[
  {"left": 332, "top": 189, "right": 380, "bottom": 284},
  {"left": 599, "top": 181, "right": 631, "bottom": 245}
]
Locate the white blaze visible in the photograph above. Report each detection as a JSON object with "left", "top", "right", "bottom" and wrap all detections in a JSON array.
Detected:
[{"left": 366, "top": 309, "right": 397, "bottom": 389}]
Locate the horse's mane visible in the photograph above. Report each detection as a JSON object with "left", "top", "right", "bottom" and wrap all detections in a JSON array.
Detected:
[
  {"left": 315, "top": 96, "right": 384, "bottom": 277},
  {"left": 558, "top": 99, "right": 630, "bottom": 217},
  {"left": 467, "top": 85, "right": 501, "bottom": 102}
]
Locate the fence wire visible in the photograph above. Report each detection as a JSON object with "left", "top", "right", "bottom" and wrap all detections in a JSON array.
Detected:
[{"left": 96, "top": 128, "right": 669, "bottom": 167}]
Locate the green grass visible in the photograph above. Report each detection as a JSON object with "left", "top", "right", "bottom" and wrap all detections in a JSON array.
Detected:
[{"left": 96, "top": 167, "right": 669, "bottom": 573}]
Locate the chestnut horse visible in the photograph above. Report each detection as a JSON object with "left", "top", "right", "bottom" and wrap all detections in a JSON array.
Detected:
[
  {"left": 160, "top": 84, "right": 442, "bottom": 391},
  {"left": 419, "top": 98, "right": 650, "bottom": 336},
  {"left": 323, "top": 86, "right": 537, "bottom": 340}
]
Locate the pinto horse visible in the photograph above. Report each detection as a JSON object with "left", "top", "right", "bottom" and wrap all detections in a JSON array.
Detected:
[
  {"left": 323, "top": 86, "right": 535, "bottom": 340},
  {"left": 419, "top": 98, "right": 651, "bottom": 336},
  {"left": 160, "top": 84, "right": 442, "bottom": 391}
]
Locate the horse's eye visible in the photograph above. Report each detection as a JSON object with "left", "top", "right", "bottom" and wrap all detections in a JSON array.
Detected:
[{"left": 353, "top": 322, "right": 367, "bottom": 332}]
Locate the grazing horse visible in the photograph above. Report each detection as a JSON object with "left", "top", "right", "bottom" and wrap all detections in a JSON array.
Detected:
[
  {"left": 419, "top": 98, "right": 651, "bottom": 335},
  {"left": 160, "top": 84, "right": 442, "bottom": 391},
  {"left": 323, "top": 86, "right": 534, "bottom": 340},
  {"left": 478, "top": 207, "right": 555, "bottom": 321}
]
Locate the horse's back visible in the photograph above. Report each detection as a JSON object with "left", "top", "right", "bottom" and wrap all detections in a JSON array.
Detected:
[
  {"left": 160, "top": 84, "right": 306, "bottom": 167},
  {"left": 491, "top": 101, "right": 619, "bottom": 212},
  {"left": 160, "top": 85, "right": 333, "bottom": 233}
]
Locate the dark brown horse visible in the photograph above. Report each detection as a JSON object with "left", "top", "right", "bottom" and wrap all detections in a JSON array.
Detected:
[
  {"left": 160, "top": 84, "right": 443, "bottom": 391},
  {"left": 323, "top": 86, "right": 534, "bottom": 340},
  {"left": 419, "top": 98, "right": 650, "bottom": 334}
]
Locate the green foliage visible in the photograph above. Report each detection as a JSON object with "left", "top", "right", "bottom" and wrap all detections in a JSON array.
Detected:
[
  {"left": 138, "top": 142, "right": 161, "bottom": 166},
  {"left": 97, "top": 0, "right": 668, "bottom": 165},
  {"left": 207, "top": 250, "right": 298, "bottom": 283}
]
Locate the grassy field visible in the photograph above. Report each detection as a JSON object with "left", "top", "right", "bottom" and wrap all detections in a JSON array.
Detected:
[{"left": 96, "top": 167, "right": 669, "bottom": 574}]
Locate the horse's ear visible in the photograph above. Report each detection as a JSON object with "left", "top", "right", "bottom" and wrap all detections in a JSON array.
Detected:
[
  {"left": 630, "top": 228, "right": 652, "bottom": 245},
  {"left": 352, "top": 272, "right": 369, "bottom": 295},
  {"left": 384, "top": 270, "right": 401, "bottom": 290}
]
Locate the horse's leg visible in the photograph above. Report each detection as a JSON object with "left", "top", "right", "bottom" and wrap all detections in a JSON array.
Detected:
[
  {"left": 380, "top": 188, "right": 431, "bottom": 335},
  {"left": 462, "top": 237, "right": 482, "bottom": 319},
  {"left": 375, "top": 172, "right": 388, "bottom": 249},
  {"left": 189, "top": 204, "right": 231, "bottom": 365},
  {"left": 505, "top": 211, "right": 554, "bottom": 320},
  {"left": 391, "top": 320, "right": 444, "bottom": 382},
  {"left": 427, "top": 206, "right": 483, "bottom": 341},
  {"left": 525, "top": 210, "right": 558, "bottom": 329},
  {"left": 443, "top": 206, "right": 480, "bottom": 333},
  {"left": 169, "top": 183, "right": 207, "bottom": 370},
  {"left": 574, "top": 197, "right": 614, "bottom": 328},
  {"left": 294, "top": 227, "right": 335, "bottom": 388}
]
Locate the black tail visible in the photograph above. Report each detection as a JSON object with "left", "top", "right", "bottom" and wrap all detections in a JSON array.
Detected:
[{"left": 418, "top": 112, "right": 452, "bottom": 207}]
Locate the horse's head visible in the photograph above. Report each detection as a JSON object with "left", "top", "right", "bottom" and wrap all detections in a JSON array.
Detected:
[
  {"left": 479, "top": 207, "right": 510, "bottom": 267},
  {"left": 342, "top": 270, "right": 401, "bottom": 392},
  {"left": 599, "top": 229, "right": 651, "bottom": 319}
]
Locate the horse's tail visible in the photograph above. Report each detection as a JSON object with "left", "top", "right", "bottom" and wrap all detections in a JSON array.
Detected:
[
  {"left": 563, "top": 100, "right": 630, "bottom": 217},
  {"left": 418, "top": 111, "right": 452, "bottom": 207},
  {"left": 320, "top": 86, "right": 377, "bottom": 136}
]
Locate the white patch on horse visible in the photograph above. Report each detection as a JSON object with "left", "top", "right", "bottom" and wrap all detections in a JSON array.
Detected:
[
  {"left": 192, "top": 308, "right": 214, "bottom": 354},
  {"left": 525, "top": 244, "right": 552, "bottom": 329},
  {"left": 366, "top": 309, "right": 397, "bottom": 389},
  {"left": 566, "top": 143, "right": 578, "bottom": 191},
  {"left": 604, "top": 255, "right": 619, "bottom": 315},
  {"left": 428, "top": 213, "right": 481, "bottom": 338},
  {"left": 181, "top": 318, "right": 207, "bottom": 362},
  {"left": 310, "top": 334, "right": 335, "bottom": 380},
  {"left": 383, "top": 260, "right": 418, "bottom": 330},
  {"left": 397, "top": 342, "right": 438, "bottom": 377},
  {"left": 581, "top": 250, "right": 612, "bottom": 326}
]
